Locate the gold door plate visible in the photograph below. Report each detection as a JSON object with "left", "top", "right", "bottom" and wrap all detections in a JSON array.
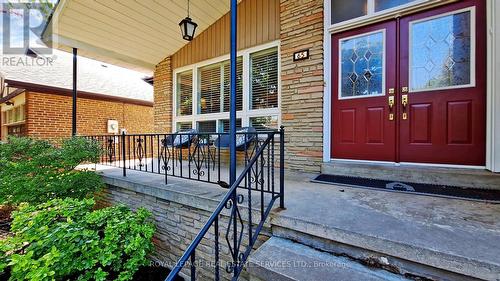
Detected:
[
  {"left": 401, "top": 87, "right": 409, "bottom": 93},
  {"left": 402, "top": 112, "right": 408, "bottom": 120},
  {"left": 389, "top": 113, "right": 394, "bottom": 121},
  {"left": 388, "top": 88, "right": 395, "bottom": 94}
]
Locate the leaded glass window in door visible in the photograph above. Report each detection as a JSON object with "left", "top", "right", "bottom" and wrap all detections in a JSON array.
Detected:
[
  {"left": 409, "top": 10, "right": 473, "bottom": 91},
  {"left": 340, "top": 31, "right": 385, "bottom": 98}
]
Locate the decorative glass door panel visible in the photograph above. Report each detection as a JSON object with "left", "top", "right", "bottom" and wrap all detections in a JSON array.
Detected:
[
  {"left": 409, "top": 10, "right": 473, "bottom": 91},
  {"left": 339, "top": 31, "right": 385, "bottom": 99}
]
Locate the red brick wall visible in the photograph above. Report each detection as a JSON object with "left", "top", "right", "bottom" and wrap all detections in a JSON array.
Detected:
[{"left": 25, "top": 91, "right": 153, "bottom": 141}]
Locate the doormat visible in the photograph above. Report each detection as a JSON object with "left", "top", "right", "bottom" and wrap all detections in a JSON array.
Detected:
[{"left": 312, "top": 174, "right": 500, "bottom": 203}]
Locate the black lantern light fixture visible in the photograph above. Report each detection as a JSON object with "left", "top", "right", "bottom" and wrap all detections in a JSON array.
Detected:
[{"left": 179, "top": 0, "right": 198, "bottom": 41}]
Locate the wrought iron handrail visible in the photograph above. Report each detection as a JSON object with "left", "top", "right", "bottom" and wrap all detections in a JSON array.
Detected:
[
  {"left": 165, "top": 127, "right": 284, "bottom": 281},
  {"left": 83, "top": 129, "right": 281, "bottom": 189},
  {"left": 83, "top": 127, "right": 285, "bottom": 280}
]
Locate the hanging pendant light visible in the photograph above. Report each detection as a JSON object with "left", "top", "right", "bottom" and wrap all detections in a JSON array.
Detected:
[{"left": 179, "top": 0, "right": 198, "bottom": 41}]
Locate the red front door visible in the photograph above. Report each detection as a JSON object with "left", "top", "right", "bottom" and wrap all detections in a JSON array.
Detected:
[
  {"left": 331, "top": 0, "right": 486, "bottom": 166},
  {"left": 332, "top": 21, "right": 397, "bottom": 161}
]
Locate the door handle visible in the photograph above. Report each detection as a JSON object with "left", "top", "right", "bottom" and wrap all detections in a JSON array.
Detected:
[
  {"left": 388, "top": 96, "right": 395, "bottom": 121},
  {"left": 401, "top": 94, "right": 408, "bottom": 120}
]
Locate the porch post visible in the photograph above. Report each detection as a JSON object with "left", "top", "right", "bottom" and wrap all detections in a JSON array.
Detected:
[
  {"left": 229, "top": 0, "right": 237, "bottom": 185},
  {"left": 72, "top": 48, "right": 78, "bottom": 136}
]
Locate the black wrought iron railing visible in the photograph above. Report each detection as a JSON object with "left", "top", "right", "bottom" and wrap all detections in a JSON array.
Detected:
[
  {"left": 84, "top": 127, "right": 285, "bottom": 280},
  {"left": 165, "top": 127, "right": 284, "bottom": 281},
  {"left": 84, "top": 128, "right": 283, "bottom": 188}
]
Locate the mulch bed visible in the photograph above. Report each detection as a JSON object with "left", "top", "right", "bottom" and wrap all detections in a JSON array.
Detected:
[{"left": 0, "top": 205, "right": 13, "bottom": 240}]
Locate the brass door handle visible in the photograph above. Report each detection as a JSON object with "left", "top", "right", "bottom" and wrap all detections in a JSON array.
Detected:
[
  {"left": 401, "top": 94, "right": 408, "bottom": 120},
  {"left": 388, "top": 96, "right": 395, "bottom": 121}
]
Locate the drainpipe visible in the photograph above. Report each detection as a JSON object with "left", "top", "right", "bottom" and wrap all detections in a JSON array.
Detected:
[
  {"left": 229, "top": 0, "right": 237, "bottom": 185},
  {"left": 72, "top": 48, "right": 77, "bottom": 136}
]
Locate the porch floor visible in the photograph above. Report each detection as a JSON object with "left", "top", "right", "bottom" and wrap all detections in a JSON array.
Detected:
[{"left": 91, "top": 165, "right": 500, "bottom": 280}]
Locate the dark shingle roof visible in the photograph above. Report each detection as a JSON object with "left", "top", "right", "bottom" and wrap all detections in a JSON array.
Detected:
[{"left": 0, "top": 50, "right": 153, "bottom": 102}]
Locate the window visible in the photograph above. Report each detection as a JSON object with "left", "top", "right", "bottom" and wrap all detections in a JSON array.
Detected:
[
  {"left": 2, "top": 104, "right": 25, "bottom": 125},
  {"left": 198, "top": 57, "right": 243, "bottom": 114},
  {"left": 331, "top": 0, "right": 426, "bottom": 25},
  {"left": 223, "top": 58, "right": 243, "bottom": 112},
  {"left": 7, "top": 124, "right": 26, "bottom": 137},
  {"left": 339, "top": 31, "right": 384, "bottom": 98},
  {"left": 251, "top": 48, "right": 278, "bottom": 110},
  {"left": 250, "top": 116, "right": 278, "bottom": 131},
  {"left": 198, "top": 64, "right": 221, "bottom": 114},
  {"left": 173, "top": 43, "right": 280, "bottom": 134},
  {"left": 374, "top": 0, "right": 417, "bottom": 12},
  {"left": 219, "top": 119, "right": 242, "bottom": 132},
  {"left": 176, "top": 122, "right": 192, "bottom": 131},
  {"left": 331, "top": 0, "right": 367, "bottom": 24},
  {"left": 197, "top": 120, "right": 217, "bottom": 133},
  {"left": 177, "top": 71, "right": 193, "bottom": 116},
  {"left": 409, "top": 10, "right": 473, "bottom": 92}
]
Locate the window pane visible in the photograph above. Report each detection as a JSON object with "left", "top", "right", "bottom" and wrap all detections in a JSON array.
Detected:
[
  {"left": 251, "top": 48, "right": 278, "bottom": 110},
  {"left": 410, "top": 11, "right": 472, "bottom": 91},
  {"left": 340, "top": 31, "right": 384, "bottom": 98},
  {"left": 375, "top": 0, "right": 417, "bottom": 12},
  {"left": 176, "top": 122, "right": 192, "bottom": 131},
  {"left": 250, "top": 116, "right": 278, "bottom": 131},
  {"left": 223, "top": 58, "right": 243, "bottom": 112},
  {"left": 197, "top": 120, "right": 217, "bottom": 133},
  {"left": 219, "top": 119, "right": 242, "bottom": 133},
  {"left": 331, "top": 0, "right": 367, "bottom": 24},
  {"left": 199, "top": 64, "right": 221, "bottom": 114},
  {"left": 176, "top": 71, "right": 193, "bottom": 116}
]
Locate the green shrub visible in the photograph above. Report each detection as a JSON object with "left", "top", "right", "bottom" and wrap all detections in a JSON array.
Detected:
[
  {"left": 0, "top": 137, "right": 104, "bottom": 205},
  {"left": 0, "top": 198, "right": 155, "bottom": 281}
]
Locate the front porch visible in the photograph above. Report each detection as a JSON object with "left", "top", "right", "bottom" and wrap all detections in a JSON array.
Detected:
[{"left": 94, "top": 165, "right": 500, "bottom": 281}]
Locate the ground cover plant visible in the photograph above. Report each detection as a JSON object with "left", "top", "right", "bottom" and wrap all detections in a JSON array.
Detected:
[
  {"left": 0, "top": 137, "right": 103, "bottom": 205},
  {"left": 0, "top": 198, "right": 155, "bottom": 281}
]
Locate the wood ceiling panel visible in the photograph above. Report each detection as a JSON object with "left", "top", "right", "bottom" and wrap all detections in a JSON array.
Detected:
[{"left": 47, "top": 0, "right": 234, "bottom": 71}]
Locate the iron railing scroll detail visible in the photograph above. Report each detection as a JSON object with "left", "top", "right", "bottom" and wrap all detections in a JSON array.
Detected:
[{"left": 83, "top": 127, "right": 285, "bottom": 281}]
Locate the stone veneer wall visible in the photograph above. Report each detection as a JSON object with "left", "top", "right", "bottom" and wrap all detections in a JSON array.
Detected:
[
  {"left": 154, "top": 57, "right": 173, "bottom": 133},
  {"left": 280, "top": 0, "right": 324, "bottom": 172},
  {"left": 98, "top": 175, "right": 269, "bottom": 280}
]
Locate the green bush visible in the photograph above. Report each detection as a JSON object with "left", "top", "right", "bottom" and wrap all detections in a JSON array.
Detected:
[
  {"left": 0, "top": 198, "right": 155, "bottom": 281},
  {"left": 0, "top": 137, "right": 104, "bottom": 205}
]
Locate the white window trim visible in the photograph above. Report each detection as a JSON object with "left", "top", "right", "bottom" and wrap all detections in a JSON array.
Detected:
[
  {"left": 338, "top": 29, "right": 387, "bottom": 100},
  {"left": 172, "top": 40, "right": 281, "bottom": 133},
  {"left": 408, "top": 6, "right": 476, "bottom": 93},
  {"left": 328, "top": 0, "right": 458, "bottom": 33}
]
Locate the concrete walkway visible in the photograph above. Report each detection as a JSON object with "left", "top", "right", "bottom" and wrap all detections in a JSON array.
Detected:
[
  {"left": 91, "top": 165, "right": 500, "bottom": 280},
  {"left": 274, "top": 172, "right": 500, "bottom": 280}
]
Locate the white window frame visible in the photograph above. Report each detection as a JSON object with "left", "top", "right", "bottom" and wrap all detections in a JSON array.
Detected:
[
  {"left": 328, "top": 0, "right": 457, "bottom": 33},
  {"left": 172, "top": 40, "right": 281, "bottom": 132},
  {"left": 338, "top": 29, "right": 386, "bottom": 100},
  {"left": 408, "top": 6, "right": 476, "bottom": 93}
]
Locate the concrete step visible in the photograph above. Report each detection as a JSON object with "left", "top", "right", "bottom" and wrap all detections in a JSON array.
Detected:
[
  {"left": 321, "top": 161, "right": 500, "bottom": 190},
  {"left": 271, "top": 173, "right": 500, "bottom": 281},
  {"left": 247, "top": 237, "right": 411, "bottom": 281}
]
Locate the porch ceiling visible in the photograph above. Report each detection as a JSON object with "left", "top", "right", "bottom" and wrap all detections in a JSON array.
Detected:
[{"left": 43, "top": 0, "right": 233, "bottom": 74}]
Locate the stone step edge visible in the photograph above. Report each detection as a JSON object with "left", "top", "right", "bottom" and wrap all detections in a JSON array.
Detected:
[
  {"left": 270, "top": 214, "right": 500, "bottom": 281},
  {"left": 246, "top": 237, "right": 410, "bottom": 281}
]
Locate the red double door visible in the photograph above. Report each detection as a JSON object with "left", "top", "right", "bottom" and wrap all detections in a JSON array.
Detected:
[{"left": 331, "top": 0, "right": 486, "bottom": 166}]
